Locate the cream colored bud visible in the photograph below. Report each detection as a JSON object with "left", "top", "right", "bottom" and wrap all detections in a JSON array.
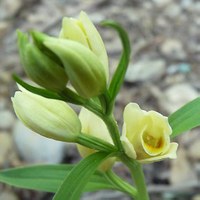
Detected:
[
  {"left": 44, "top": 38, "right": 107, "bottom": 98},
  {"left": 12, "top": 87, "right": 81, "bottom": 142},
  {"left": 121, "top": 103, "right": 178, "bottom": 163},
  {"left": 59, "top": 11, "right": 109, "bottom": 81},
  {"left": 77, "top": 108, "right": 115, "bottom": 171}
]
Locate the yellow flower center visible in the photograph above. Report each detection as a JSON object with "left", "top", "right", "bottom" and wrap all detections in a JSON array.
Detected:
[{"left": 143, "top": 132, "right": 164, "bottom": 154}]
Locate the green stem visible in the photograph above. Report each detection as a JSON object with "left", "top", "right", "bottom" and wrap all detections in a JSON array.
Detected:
[
  {"left": 102, "top": 114, "right": 124, "bottom": 152},
  {"left": 120, "top": 155, "right": 149, "bottom": 200},
  {"left": 77, "top": 134, "right": 117, "bottom": 153},
  {"left": 105, "top": 170, "right": 137, "bottom": 198}
]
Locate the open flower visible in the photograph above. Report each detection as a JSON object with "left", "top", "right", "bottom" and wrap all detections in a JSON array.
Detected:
[
  {"left": 120, "top": 103, "right": 178, "bottom": 163},
  {"left": 12, "top": 86, "right": 81, "bottom": 142},
  {"left": 77, "top": 108, "right": 115, "bottom": 171}
]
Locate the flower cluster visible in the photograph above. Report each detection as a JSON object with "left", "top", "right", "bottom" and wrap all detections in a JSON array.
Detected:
[{"left": 12, "top": 11, "right": 178, "bottom": 171}]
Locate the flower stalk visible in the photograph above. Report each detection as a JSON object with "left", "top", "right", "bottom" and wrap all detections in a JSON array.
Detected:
[
  {"left": 120, "top": 155, "right": 150, "bottom": 200},
  {"left": 77, "top": 134, "right": 117, "bottom": 153}
]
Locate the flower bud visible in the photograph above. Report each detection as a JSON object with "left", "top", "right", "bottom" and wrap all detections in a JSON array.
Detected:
[
  {"left": 77, "top": 108, "right": 115, "bottom": 171},
  {"left": 12, "top": 87, "right": 81, "bottom": 142},
  {"left": 44, "top": 38, "right": 107, "bottom": 98},
  {"left": 120, "top": 103, "right": 178, "bottom": 163},
  {"left": 59, "top": 11, "right": 109, "bottom": 81},
  {"left": 17, "top": 31, "right": 68, "bottom": 92}
]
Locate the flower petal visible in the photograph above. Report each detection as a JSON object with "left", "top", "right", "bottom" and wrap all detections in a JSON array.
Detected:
[
  {"left": 77, "top": 108, "right": 115, "bottom": 171},
  {"left": 138, "top": 143, "right": 178, "bottom": 164},
  {"left": 79, "top": 11, "right": 109, "bottom": 80},
  {"left": 59, "top": 17, "right": 89, "bottom": 48},
  {"left": 123, "top": 103, "right": 146, "bottom": 142},
  {"left": 121, "top": 126, "right": 137, "bottom": 159}
]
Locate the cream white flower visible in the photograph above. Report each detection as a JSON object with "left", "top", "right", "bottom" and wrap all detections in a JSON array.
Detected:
[
  {"left": 12, "top": 87, "right": 81, "bottom": 142},
  {"left": 121, "top": 103, "right": 178, "bottom": 163},
  {"left": 77, "top": 108, "right": 115, "bottom": 171},
  {"left": 59, "top": 11, "right": 109, "bottom": 81}
]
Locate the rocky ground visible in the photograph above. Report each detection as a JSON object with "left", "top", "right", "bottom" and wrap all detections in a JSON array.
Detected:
[{"left": 0, "top": 0, "right": 200, "bottom": 199}]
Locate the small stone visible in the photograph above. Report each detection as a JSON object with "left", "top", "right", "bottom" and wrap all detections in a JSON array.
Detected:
[
  {"left": 188, "top": 139, "right": 200, "bottom": 160},
  {"left": 0, "top": 132, "right": 16, "bottom": 167},
  {"left": 163, "top": 3, "right": 182, "bottom": 18},
  {"left": 0, "top": 110, "right": 15, "bottom": 130},
  {"left": 0, "top": 98, "right": 7, "bottom": 110},
  {"left": 0, "top": 0, "right": 23, "bottom": 20},
  {"left": 170, "top": 147, "right": 197, "bottom": 185},
  {"left": 162, "top": 83, "right": 199, "bottom": 113},
  {"left": 152, "top": 0, "right": 173, "bottom": 7},
  {"left": 0, "top": 21, "right": 10, "bottom": 37},
  {"left": 181, "top": 0, "right": 193, "bottom": 9},
  {"left": 193, "top": 194, "right": 200, "bottom": 200},
  {"left": 82, "top": 190, "right": 129, "bottom": 200},
  {"left": 167, "top": 63, "right": 191, "bottom": 75},
  {"left": 13, "top": 120, "right": 67, "bottom": 164},
  {"left": 125, "top": 59, "right": 166, "bottom": 82},
  {"left": 160, "top": 39, "right": 186, "bottom": 60},
  {"left": 0, "top": 191, "right": 19, "bottom": 200}
]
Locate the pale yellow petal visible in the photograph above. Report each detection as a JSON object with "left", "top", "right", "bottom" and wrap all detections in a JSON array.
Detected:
[
  {"left": 123, "top": 103, "right": 145, "bottom": 141},
  {"left": 138, "top": 143, "right": 178, "bottom": 164},
  {"left": 121, "top": 129, "right": 137, "bottom": 159},
  {"left": 140, "top": 111, "right": 171, "bottom": 156},
  {"left": 79, "top": 107, "right": 112, "bottom": 143},
  {"left": 59, "top": 17, "right": 89, "bottom": 48},
  {"left": 78, "top": 107, "right": 115, "bottom": 171},
  {"left": 79, "top": 11, "right": 109, "bottom": 81}
]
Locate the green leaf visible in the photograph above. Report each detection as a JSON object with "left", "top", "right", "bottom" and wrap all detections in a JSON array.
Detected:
[
  {"left": 53, "top": 152, "right": 111, "bottom": 200},
  {"left": 101, "top": 21, "right": 131, "bottom": 106},
  {"left": 13, "top": 75, "right": 86, "bottom": 105},
  {"left": 0, "top": 164, "right": 117, "bottom": 193},
  {"left": 13, "top": 74, "right": 62, "bottom": 100},
  {"left": 169, "top": 97, "right": 200, "bottom": 138}
]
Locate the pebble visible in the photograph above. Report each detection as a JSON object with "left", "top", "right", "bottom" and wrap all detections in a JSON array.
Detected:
[
  {"left": 170, "top": 147, "right": 197, "bottom": 185},
  {"left": 193, "top": 195, "right": 200, "bottom": 200},
  {"left": 0, "top": 132, "right": 16, "bottom": 168},
  {"left": 0, "top": 0, "right": 23, "bottom": 20},
  {"left": 0, "top": 98, "right": 7, "bottom": 110},
  {"left": 163, "top": 3, "right": 182, "bottom": 18},
  {"left": 125, "top": 59, "right": 166, "bottom": 82},
  {"left": 181, "top": 0, "right": 193, "bottom": 9},
  {"left": 12, "top": 120, "right": 67, "bottom": 164},
  {"left": 82, "top": 190, "right": 129, "bottom": 200},
  {"left": 0, "top": 110, "right": 15, "bottom": 130},
  {"left": 152, "top": 0, "right": 173, "bottom": 8},
  {"left": 0, "top": 21, "right": 10, "bottom": 38},
  {"left": 160, "top": 39, "right": 186, "bottom": 60},
  {"left": 0, "top": 191, "right": 19, "bottom": 200},
  {"left": 188, "top": 139, "right": 200, "bottom": 160},
  {"left": 167, "top": 63, "right": 191, "bottom": 75},
  {"left": 162, "top": 83, "right": 199, "bottom": 113}
]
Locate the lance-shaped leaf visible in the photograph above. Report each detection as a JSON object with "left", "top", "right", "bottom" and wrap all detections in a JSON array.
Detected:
[
  {"left": 101, "top": 21, "right": 131, "bottom": 107},
  {"left": 0, "top": 164, "right": 137, "bottom": 196},
  {"left": 53, "top": 152, "right": 111, "bottom": 200},
  {"left": 0, "top": 164, "right": 116, "bottom": 193},
  {"left": 169, "top": 97, "right": 200, "bottom": 138}
]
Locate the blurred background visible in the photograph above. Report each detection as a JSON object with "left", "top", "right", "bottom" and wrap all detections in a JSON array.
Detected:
[{"left": 0, "top": 0, "right": 200, "bottom": 199}]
